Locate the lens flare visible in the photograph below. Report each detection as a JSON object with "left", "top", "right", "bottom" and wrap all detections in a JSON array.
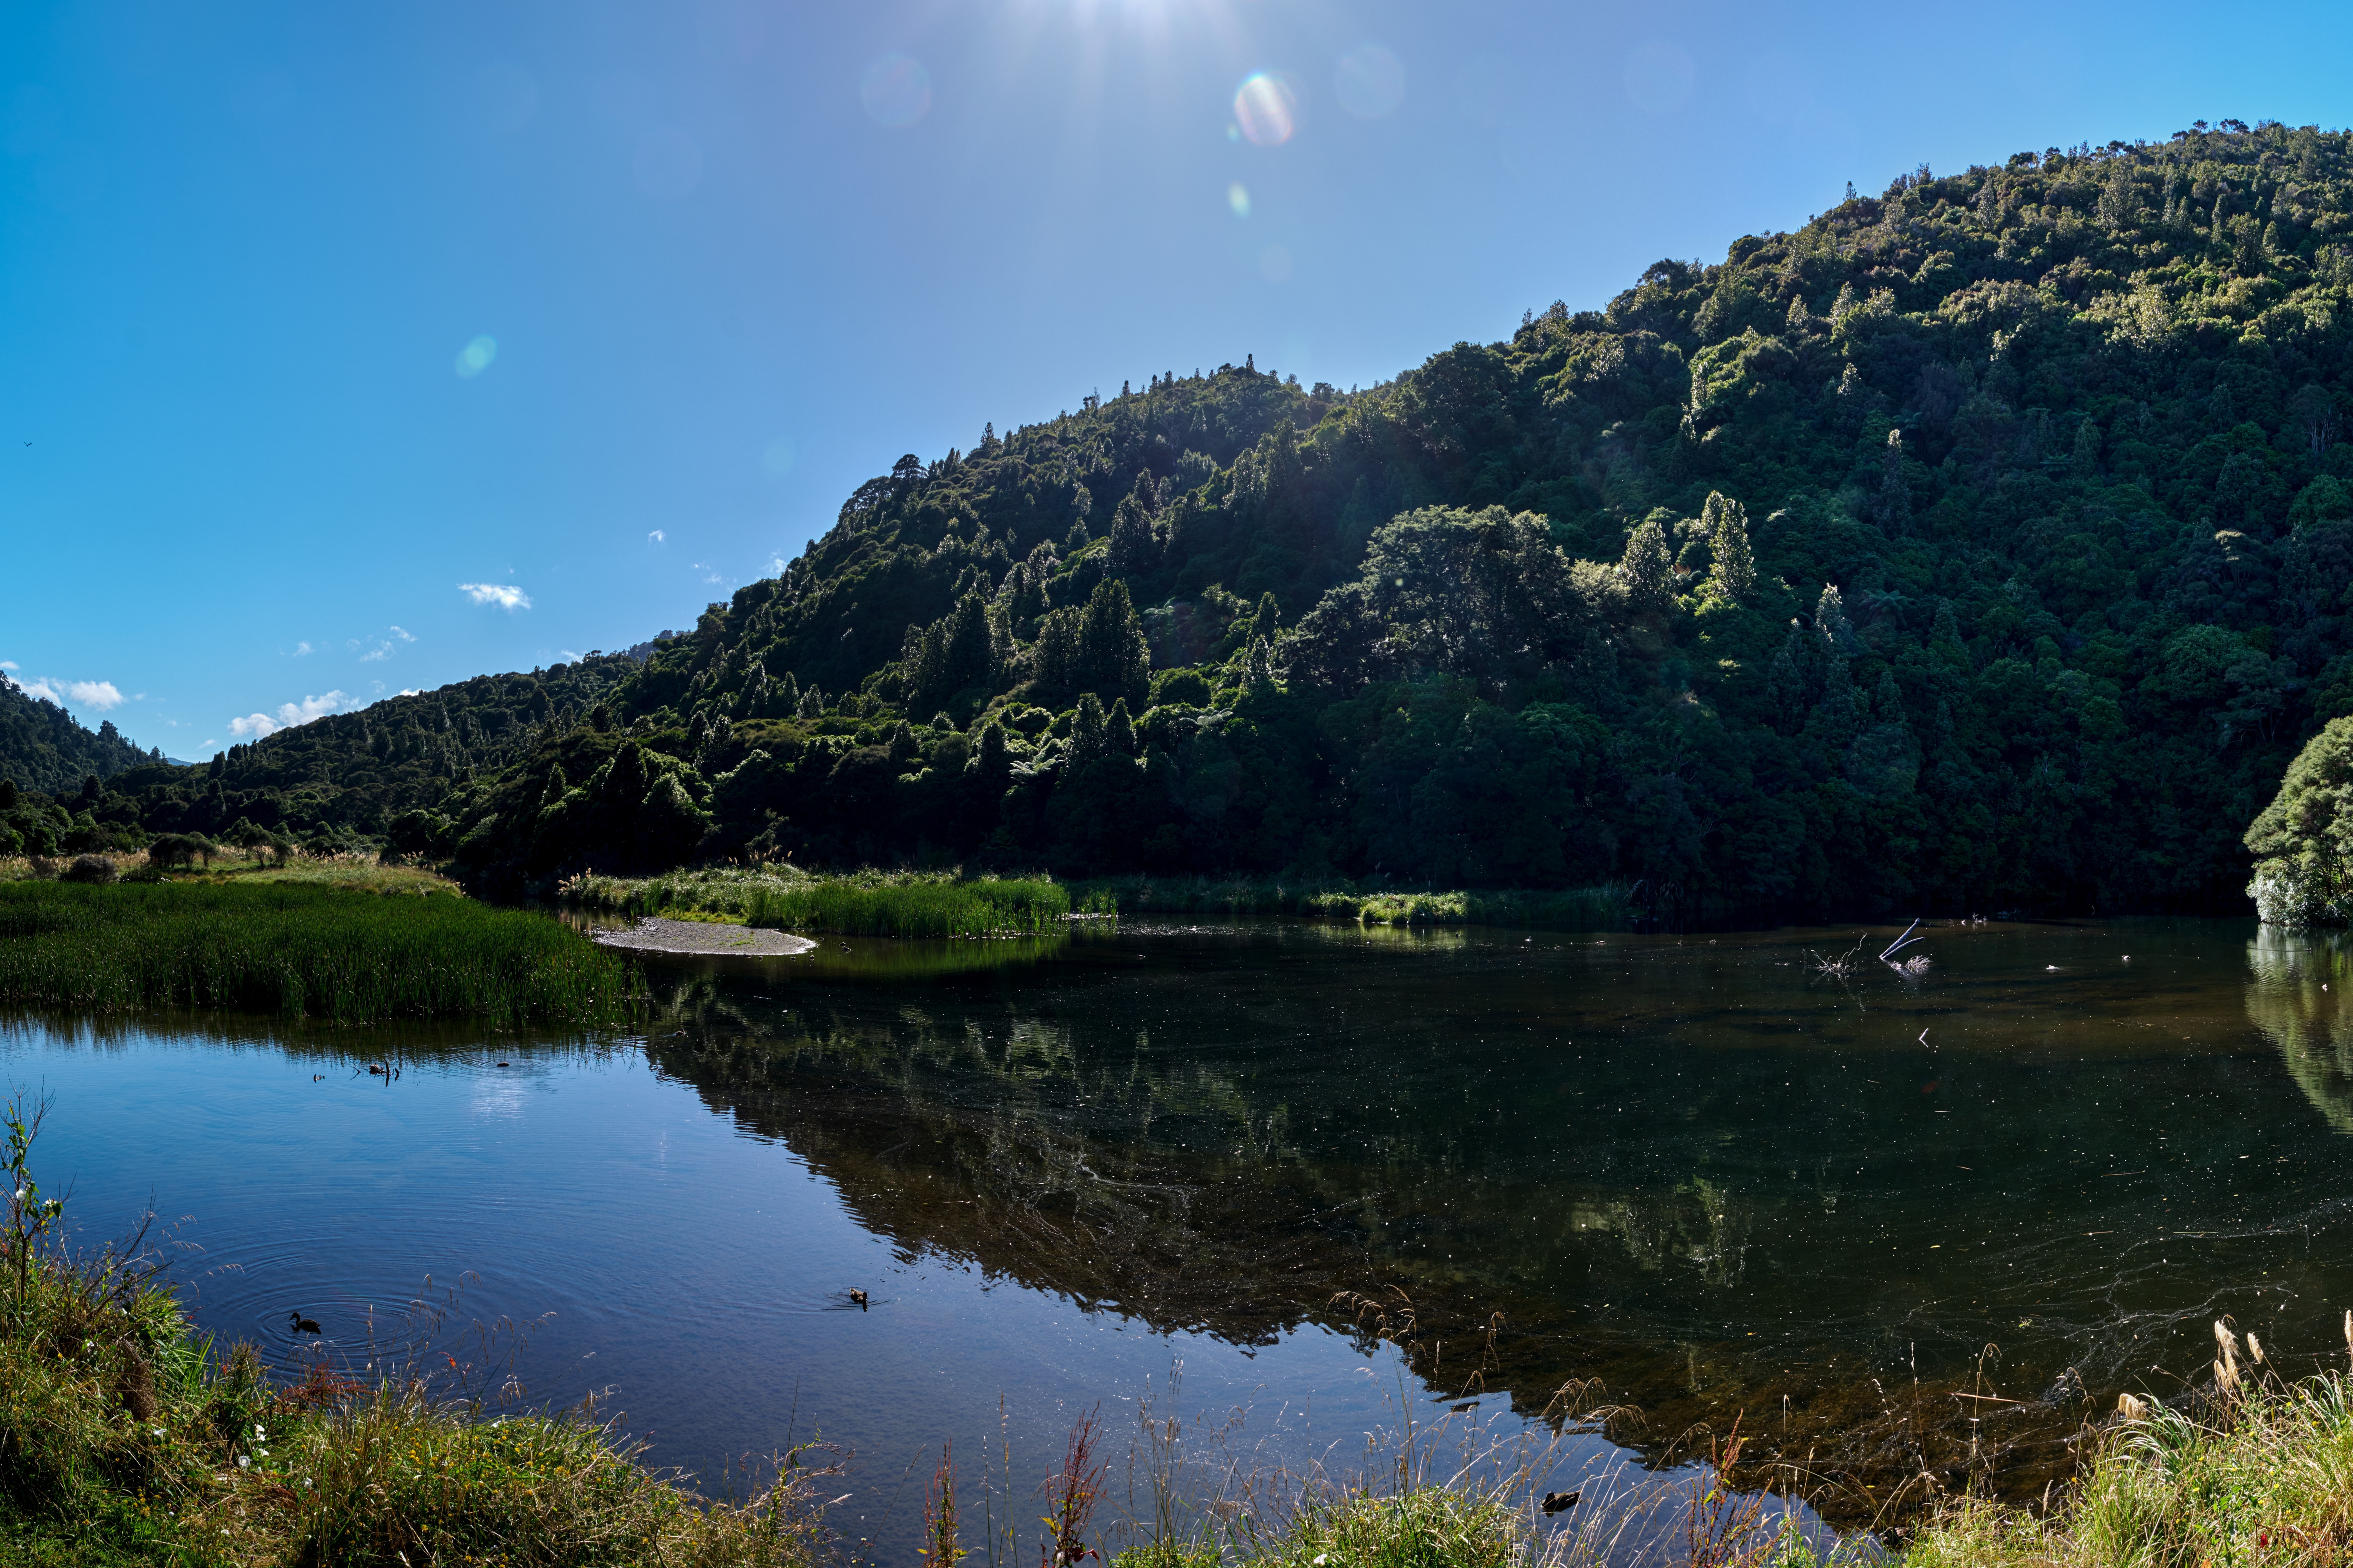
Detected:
[
  {"left": 1623, "top": 41, "right": 1695, "bottom": 114},
  {"left": 454, "top": 336, "right": 497, "bottom": 378},
  {"left": 861, "top": 54, "right": 932, "bottom": 128},
  {"left": 1227, "top": 182, "right": 1251, "bottom": 218},
  {"left": 1335, "top": 44, "right": 1404, "bottom": 118},
  {"left": 1232, "top": 72, "right": 1297, "bottom": 147}
]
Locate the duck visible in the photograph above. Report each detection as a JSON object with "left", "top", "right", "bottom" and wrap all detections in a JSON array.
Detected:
[
  {"left": 288, "top": 1311, "right": 322, "bottom": 1335},
  {"left": 1541, "top": 1489, "right": 1580, "bottom": 1515},
  {"left": 848, "top": 1289, "right": 868, "bottom": 1309}
]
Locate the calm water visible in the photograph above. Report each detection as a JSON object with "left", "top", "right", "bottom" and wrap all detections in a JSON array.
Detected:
[{"left": 8, "top": 917, "right": 2353, "bottom": 1551}]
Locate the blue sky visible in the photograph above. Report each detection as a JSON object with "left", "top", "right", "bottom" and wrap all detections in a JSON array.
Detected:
[{"left": 5, "top": 0, "right": 2351, "bottom": 760}]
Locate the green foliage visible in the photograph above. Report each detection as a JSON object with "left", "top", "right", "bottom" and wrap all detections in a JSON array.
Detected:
[
  {"left": 0, "top": 882, "right": 633, "bottom": 1023},
  {"left": 2246, "top": 715, "right": 2353, "bottom": 923}
]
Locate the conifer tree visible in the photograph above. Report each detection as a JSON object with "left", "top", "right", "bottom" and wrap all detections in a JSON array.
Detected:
[{"left": 1702, "top": 491, "right": 1755, "bottom": 602}]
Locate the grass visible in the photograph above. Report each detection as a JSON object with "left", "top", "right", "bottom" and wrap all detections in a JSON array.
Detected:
[
  {"left": 1878, "top": 1367, "right": 2353, "bottom": 1568},
  {"left": 1070, "top": 875, "right": 1635, "bottom": 932},
  {"left": 564, "top": 866, "right": 1072, "bottom": 938},
  {"left": 0, "top": 880, "right": 633, "bottom": 1024}
]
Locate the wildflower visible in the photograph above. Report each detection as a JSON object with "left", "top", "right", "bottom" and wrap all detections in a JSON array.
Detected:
[{"left": 237, "top": 1455, "right": 250, "bottom": 1469}]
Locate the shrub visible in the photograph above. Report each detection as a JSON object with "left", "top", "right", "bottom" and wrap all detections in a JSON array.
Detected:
[{"left": 61, "top": 855, "right": 117, "bottom": 884}]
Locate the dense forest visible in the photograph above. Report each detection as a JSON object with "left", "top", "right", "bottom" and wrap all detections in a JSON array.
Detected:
[
  {"left": 17, "top": 119, "right": 2353, "bottom": 919},
  {"left": 0, "top": 676, "right": 161, "bottom": 796},
  {"left": 0, "top": 658, "right": 643, "bottom": 860}
]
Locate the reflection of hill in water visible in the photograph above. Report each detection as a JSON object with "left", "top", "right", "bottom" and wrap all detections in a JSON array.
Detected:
[
  {"left": 635, "top": 953, "right": 2086, "bottom": 1526},
  {"left": 2246, "top": 927, "right": 2353, "bottom": 1134}
]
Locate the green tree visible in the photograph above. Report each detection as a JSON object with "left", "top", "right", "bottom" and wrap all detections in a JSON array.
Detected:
[
  {"left": 2248, "top": 718, "right": 2353, "bottom": 926},
  {"left": 1702, "top": 491, "right": 1755, "bottom": 602}
]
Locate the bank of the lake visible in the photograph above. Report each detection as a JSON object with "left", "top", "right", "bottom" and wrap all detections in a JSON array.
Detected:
[
  {"left": 560, "top": 866, "right": 1078, "bottom": 937},
  {"left": 558, "top": 863, "right": 1639, "bottom": 936}
]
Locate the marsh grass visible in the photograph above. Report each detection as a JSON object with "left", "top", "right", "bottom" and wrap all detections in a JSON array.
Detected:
[
  {"left": 565, "top": 866, "right": 1070, "bottom": 938},
  {"left": 0, "top": 880, "right": 632, "bottom": 1023}
]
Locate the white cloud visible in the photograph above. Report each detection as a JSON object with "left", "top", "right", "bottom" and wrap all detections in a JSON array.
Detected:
[
  {"left": 390, "top": 626, "right": 414, "bottom": 642},
  {"left": 199, "top": 738, "right": 217, "bottom": 751},
  {"left": 559, "top": 649, "right": 584, "bottom": 661},
  {"left": 459, "top": 582, "right": 531, "bottom": 610},
  {"left": 0, "top": 660, "right": 17, "bottom": 670},
  {"left": 359, "top": 643, "right": 391, "bottom": 662},
  {"left": 647, "top": 529, "right": 665, "bottom": 544},
  {"left": 21, "top": 677, "right": 124, "bottom": 710},
  {"left": 227, "top": 689, "right": 349, "bottom": 739},
  {"left": 294, "top": 641, "right": 314, "bottom": 656},
  {"left": 396, "top": 687, "right": 423, "bottom": 697},
  {"left": 767, "top": 555, "right": 786, "bottom": 576}
]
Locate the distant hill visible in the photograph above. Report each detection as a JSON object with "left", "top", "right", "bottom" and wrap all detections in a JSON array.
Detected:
[{"left": 0, "top": 674, "right": 160, "bottom": 797}]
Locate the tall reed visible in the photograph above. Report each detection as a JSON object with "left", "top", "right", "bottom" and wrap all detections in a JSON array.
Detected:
[
  {"left": 0, "top": 881, "right": 633, "bottom": 1024},
  {"left": 738, "top": 878, "right": 1067, "bottom": 938}
]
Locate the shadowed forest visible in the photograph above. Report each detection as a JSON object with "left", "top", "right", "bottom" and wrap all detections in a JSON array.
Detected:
[{"left": 16, "top": 120, "right": 2353, "bottom": 920}]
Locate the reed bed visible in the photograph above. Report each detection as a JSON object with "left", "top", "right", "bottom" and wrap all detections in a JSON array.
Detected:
[
  {"left": 740, "top": 877, "right": 1067, "bottom": 937},
  {"left": 565, "top": 866, "right": 1071, "bottom": 938},
  {"left": 0, "top": 881, "right": 632, "bottom": 1024}
]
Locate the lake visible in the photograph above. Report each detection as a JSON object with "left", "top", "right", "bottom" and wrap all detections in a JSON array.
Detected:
[{"left": 6, "top": 915, "right": 2351, "bottom": 1558}]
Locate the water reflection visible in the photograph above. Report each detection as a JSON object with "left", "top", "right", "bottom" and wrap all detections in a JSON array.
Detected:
[
  {"left": 2246, "top": 925, "right": 2353, "bottom": 1134},
  {"left": 630, "top": 917, "right": 2353, "bottom": 1527}
]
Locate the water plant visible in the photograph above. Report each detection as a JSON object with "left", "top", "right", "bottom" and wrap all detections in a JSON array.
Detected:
[{"left": 0, "top": 880, "right": 633, "bottom": 1023}]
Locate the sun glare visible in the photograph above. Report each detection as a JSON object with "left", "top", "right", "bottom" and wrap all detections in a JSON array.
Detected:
[{"left": 1232, "top": 72, "right": 1296, "bottom": 146}]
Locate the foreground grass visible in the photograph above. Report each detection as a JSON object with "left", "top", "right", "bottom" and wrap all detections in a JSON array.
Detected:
[
  {"left": 1884, "top": 1374, "right": 2353, "bottom": 1568},
  {"left": 0, "top": 881, "right": 632, "bottom": 1023},
  {"left": 564, "top": 866, "right": 1072, "bottom": 938},
  {"left": 0, "top": 1242, "right": 827, "bottom": 1568}
]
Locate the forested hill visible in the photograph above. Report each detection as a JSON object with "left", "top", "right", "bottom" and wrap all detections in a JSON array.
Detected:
[
  {"left": 21, "top": 119, "right": 2353, "bottom": 920},
  {"left": 0, "top": 675, "right": 160, "bottom": 796}
]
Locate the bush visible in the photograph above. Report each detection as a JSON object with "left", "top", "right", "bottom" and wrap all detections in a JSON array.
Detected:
[
  {"left": 61, "top": 855, "right": 117, "bottom": 884},
  {"left": 146, "top": 833, "right": 217, "bottom": 869}
]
